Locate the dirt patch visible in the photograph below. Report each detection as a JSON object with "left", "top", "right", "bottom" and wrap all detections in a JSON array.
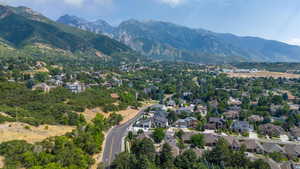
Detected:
[
  {"left": 80, "top": 108, "right": 110, "bottom": 123},
  {"left": 0, "top": 122, "right": 75, "bottom": 144},
  {"left": 0, "top": 112, "right": 11, "bottom": 117},
  {"left": 226, "top": 71, "right": 300, "bottom": 79},
  {"left": 0, "top": 156, "right": 4, "bottom": 168},
  {"left": 81, "top": 107, "right": 139, "bottom": 125},
  {"left": 116, "top": 109, "right": 140, "bottom": 124}
]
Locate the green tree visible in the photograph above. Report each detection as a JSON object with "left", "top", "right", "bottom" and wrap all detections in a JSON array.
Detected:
[
  {"left": 152, "top": 128, "right": 165, "bottom": 143},
  {"left": 131, "top": 138, "right": 156, "bottom": 162},
  {"left": 174, "top": 149, "right": 198, "bottom": 169},
  {"left": 159, "top": 143, "right": 175, "bottom": 169},
  {"left": 190, "top": 134, "right": 204, "bottom": 148},
  {"left": 111, "top": 152, "right": 137, "bottom": 169},
  {"left": 34, "top": 72, "right": 49, "bottom": 82},
  {"left": 175, "top": 130, "right": 184, "bottom": 140}
]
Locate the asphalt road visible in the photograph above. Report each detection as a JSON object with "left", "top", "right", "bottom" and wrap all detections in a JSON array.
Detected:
[{"left": 102, "top": 108, "right": 146, "bottom": 168}]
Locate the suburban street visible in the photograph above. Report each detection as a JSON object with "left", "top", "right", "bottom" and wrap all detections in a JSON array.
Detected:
[{"left": 102, "top": 108, "right": 147, "bottom": 168}]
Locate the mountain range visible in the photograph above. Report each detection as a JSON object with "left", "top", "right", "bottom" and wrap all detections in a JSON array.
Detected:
[
  {"left": 0, "top": 4, "right": 299, "bottom": 64},
  {"left": 0, "top": 5, "right": 140, "bottom": 64},
  {"left": 58, "top": 15, "right": 300, "bottom": 63}
]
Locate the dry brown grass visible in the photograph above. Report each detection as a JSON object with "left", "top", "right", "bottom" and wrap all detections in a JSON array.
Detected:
[
  {"left": 0, "top": 156, "right": 4, "bottom": 168},
  {"left": 80, "top": 107, "right": 139, "bottom": 125},
  {"left": 81, "top": 101, "right": 156, "bottom": 124},
  {"left": 0, "top": 122, "right": 75, "bottom": 144},
  {"left": 116, "top": 109, "right": 140, "bottom": 124},
  {"left": 80, "top": 108, "right": 110, "bottom": 123},
  {"left": 0, "top": 112, "right": 11, "bottom": 117},
  {"left": 226, "top": 71, "right": 300, "bottom": 79}
]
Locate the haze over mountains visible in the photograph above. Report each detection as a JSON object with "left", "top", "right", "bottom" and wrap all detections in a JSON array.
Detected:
[{"left": 58, "top": 15, "right": 300, "bottom": 63}]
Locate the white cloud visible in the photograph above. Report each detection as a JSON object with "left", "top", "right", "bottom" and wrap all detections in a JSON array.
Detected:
[
  {"left": 158, "top": 0, "right": 185, "bottom": 7},
  {"left": 284, "top": 38, "right": 300, "bottom": 46}
]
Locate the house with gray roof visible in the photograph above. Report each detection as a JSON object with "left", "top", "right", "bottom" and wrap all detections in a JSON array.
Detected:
[
  {"left": 262, "top": 142, "right": 285, "bottom": 154},
  {"left": 175, "top": 117, "right": 198, "bottom": 128},
  {"left": 205, "top": 117, "right": 226, "bottom": 130},
  {"left": 240, "top": 139, "right": 264, "bottom": 153},
  {"left": 259, "top": 123, "right": 285, "bottom": 137},
  {"left": 231, "top": 121, "right": 253, "bottom": 133},
  {"left": 284, "top": 144, "right": 300, "bottom": 158},
  {"left": 152, "top": 110, "right": 169, "bottom": 128}
]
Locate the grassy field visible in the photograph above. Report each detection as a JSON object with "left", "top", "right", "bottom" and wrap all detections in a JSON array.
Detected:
[
  {"left": 226, "top": 71, "right": 300, "bottom": 79},
  {"left": 0, "top": 122, "right": 76, "bottom": 144}
]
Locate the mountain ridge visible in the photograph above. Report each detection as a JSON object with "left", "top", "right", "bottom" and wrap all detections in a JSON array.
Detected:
[
  {"left": 57, "top": 14, "right": 300, "bottom": 63},
  {"left": 0, "top": 5, "right": 143, "bottom": 64}
]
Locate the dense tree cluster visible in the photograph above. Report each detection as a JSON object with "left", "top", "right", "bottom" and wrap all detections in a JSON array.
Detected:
[
  {"left": 0, "top": 113, "right": 122, "bottom": 169},
  {"left": 111, "top": 138, "right": 270, "bottom": 169}
]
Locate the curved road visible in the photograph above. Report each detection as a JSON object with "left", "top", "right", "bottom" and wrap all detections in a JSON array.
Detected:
[{"left": 102, "top": 108, "right": 146, "bottom": 167}]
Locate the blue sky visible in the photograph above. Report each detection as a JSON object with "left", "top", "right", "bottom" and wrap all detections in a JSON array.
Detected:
[{"left": 1, "top": 0, "right": 300, "bottom": 45}]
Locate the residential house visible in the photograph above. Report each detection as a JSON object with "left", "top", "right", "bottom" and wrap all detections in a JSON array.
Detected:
[
  {"left": 166, "top": 100, "right": 176, "bottom": 107},
  {"left": 103, "top": 82, "right": 113, "bottom": 88},
  {"left": 290, "top": 127, "right": 300, "bottom": 141},
  {"left": 176, "top": 107, "right": 193, "bottom": 115},
  {"left": 203, "top": 134, "right": 219, "bottom": 146},
  {"left": 152, "top": 111, "right": 169, "bottom": 128},
  {"left": 228, "top": 97, "right": 242, "bottom": 105},
  {"left": 292, "top": 163, "right": 300, "bottom": 169},
  {"left": 133, "top": 118, "right": 152, "bottom": 131},
  {"left": 205, "top": 117, "right": 226, "bottom": 130},
  {"left": 289, "top": 103, "right": 300, "bottom": 111},
  {"left": 259, "top": 123, "right": 285, "bottom": 137},
  {"left": 240, "top": 139, "right": 264, "bottom": 153},
  {"left": 65, "top": 82, "right": 86, "bottom": 93},
  {"left": 284, "top": 144, "right": 300, "bottom": 158},
  {"left": 48, "top": 79, "right": 63, "bottom": 86},
  {"left": 192, "top": 99, "right": 203, "bottom": 104},
  {"left": 270, "top": 104, "right": 282, "bottom": 115},
  {"left": 174, "top": 117, "right": 198, "bottom": 128},
  {"left": 223, "top": 110, "right": 239, "bottom": 119},
  {"left": 32, "top": 83, "right": 51, "bottom": 93},
  {"left": 107, "top": 77, "right": 123, "bottom": 87},
  {"left": 262, "top": 142, "right": 286, "bottom": 154},
  {"left": 248, "top": 115, "right": 264, "bottom": 123},
  {"left": 227, "top": 105, "right": 241, "bottom": 111},
  {"left": 222, "top": 136, "right": 240, "bottom": 150},
  {"left": 195, "top": 105, "right": 207, "bottom": 117},
  {"left": 231, "top": 121, "right": 253, "bottom": 133},
  {"left": 54, "top": 74, "right": 65, "bottom": 81},
  {"left": 280, "top": 162, "right": 293, "bottom": 169},
  {"left": 182, "top": 132, "right": 200, "bottom": 143},
  {"left": 182, "top": 92, "right": 192, "bottom": 97}
]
